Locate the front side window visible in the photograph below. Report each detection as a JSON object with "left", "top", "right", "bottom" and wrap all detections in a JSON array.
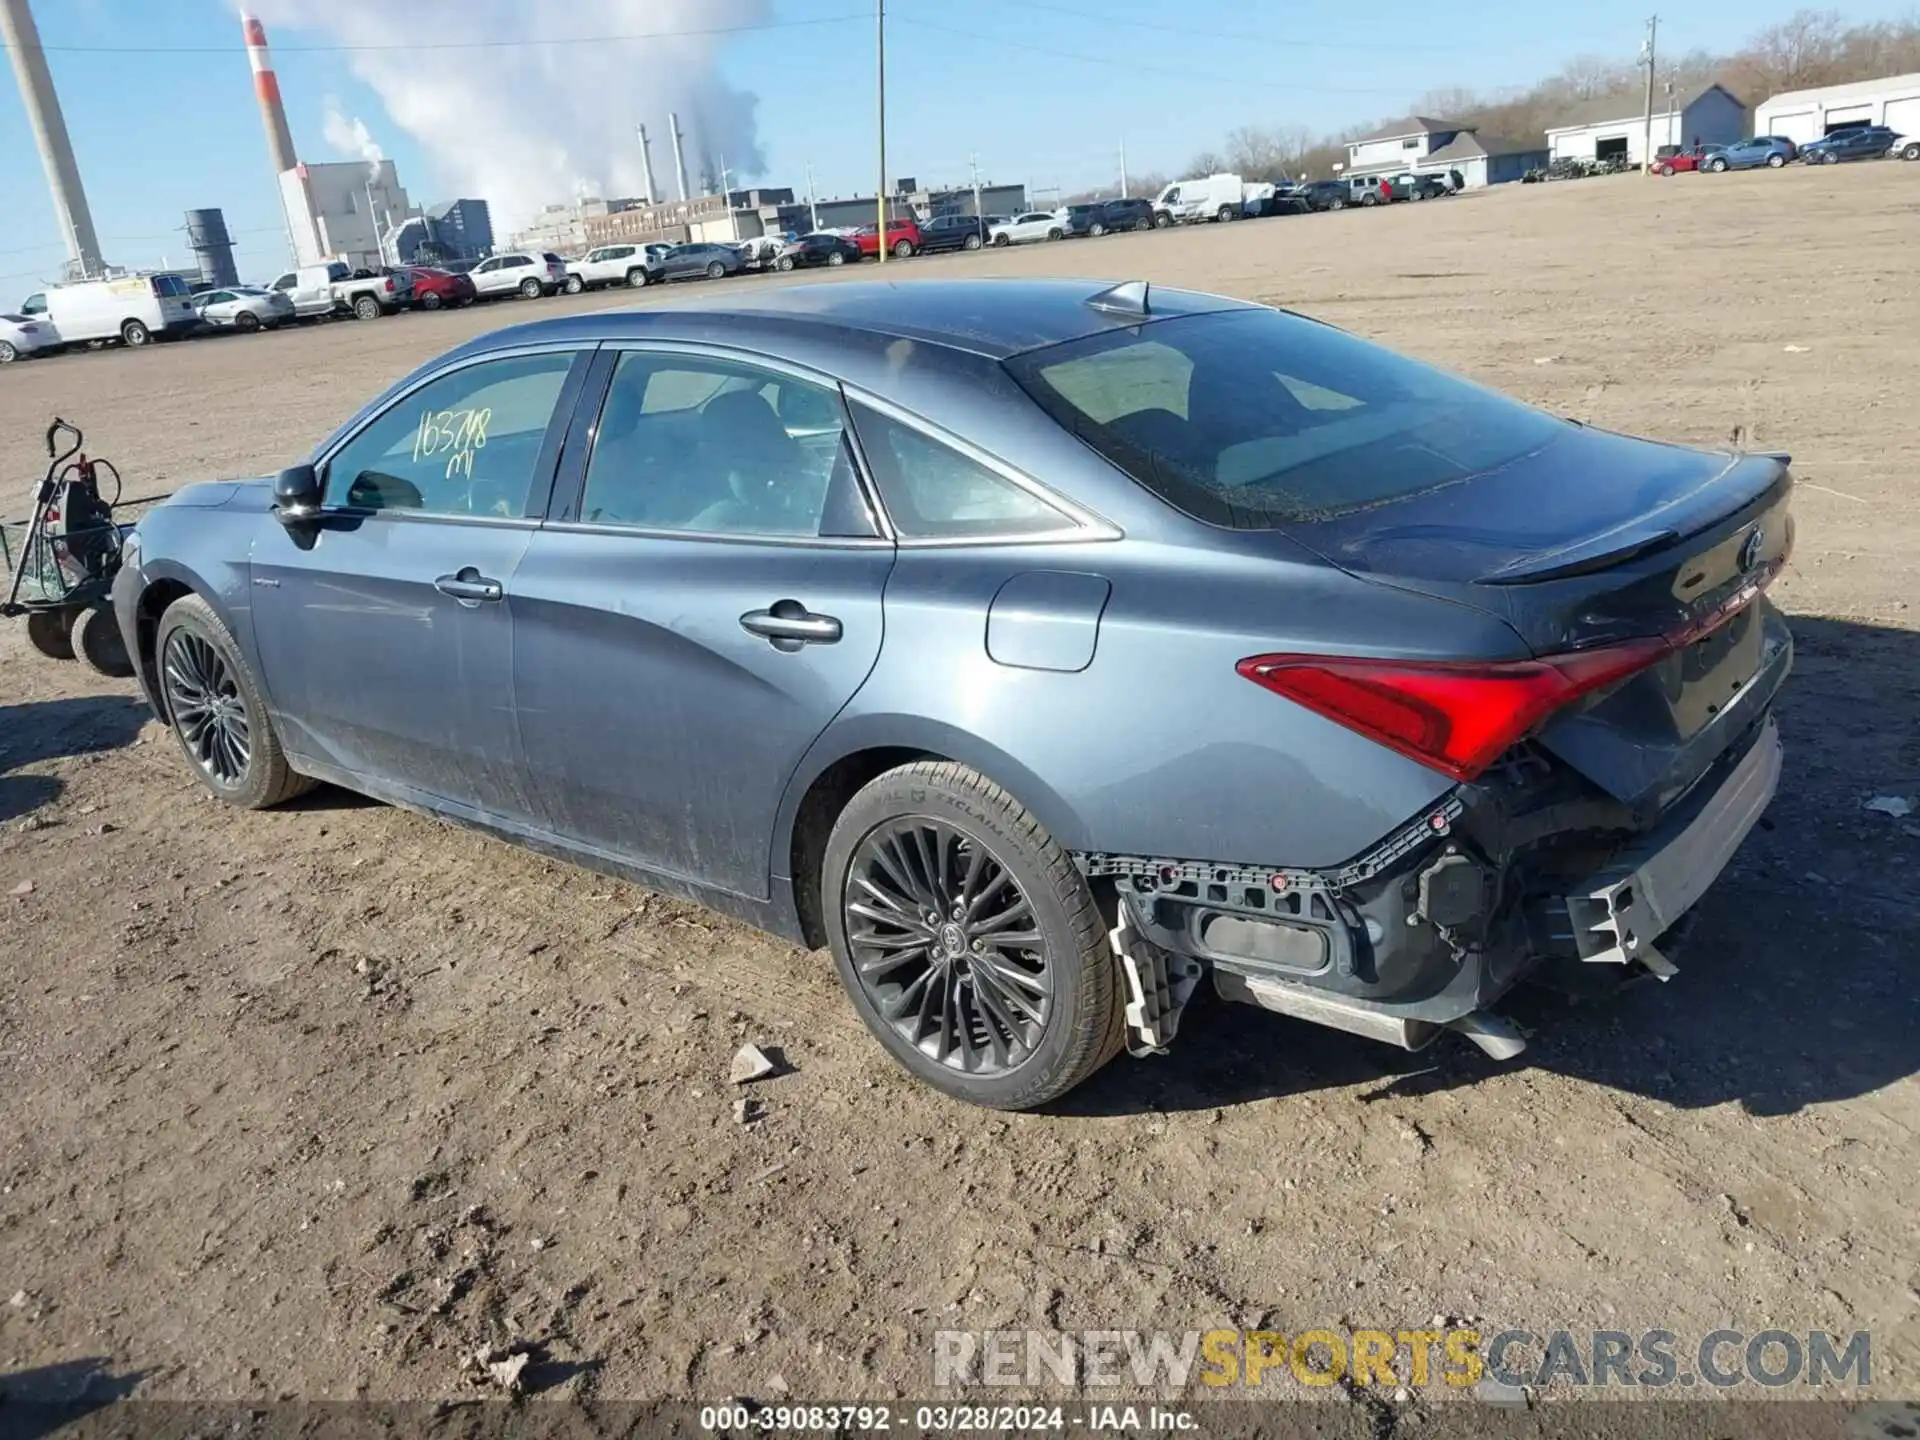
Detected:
[
  {"left": 581, "top": 352, "right": 861, "bottom": 538},
  {"left": 852, "top": 404, "right": 1073, "bottom": 541},
  {"left": 323, "top": 352, "right": 576, "bottom": 517},
  {"left": 1005, "top": 308, "right": 1566, "bottom": 528}
]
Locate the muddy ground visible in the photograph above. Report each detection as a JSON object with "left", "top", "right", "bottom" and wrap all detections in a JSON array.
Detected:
[{"left": 1, "top": 164, "right": 1917, "bottom": 1425}]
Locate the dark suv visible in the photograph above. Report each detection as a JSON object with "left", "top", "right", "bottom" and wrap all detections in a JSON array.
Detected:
[
  {"left": 1094, "top": 198, "right": 1155, "bottom": 233},
  {"left": 916, "top": 214, "right": 990, "bottom": 253},
  {"left": 1799, "top": 126, "right": 1901, "bottom": 163},
  {"left": 1297, "top": 179, "right": 1352, "bottom": 211}
]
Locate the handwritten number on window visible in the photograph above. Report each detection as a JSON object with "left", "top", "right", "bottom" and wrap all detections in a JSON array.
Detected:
[{"left": 412, "top": 406, "right": 492, "bottom": 481}]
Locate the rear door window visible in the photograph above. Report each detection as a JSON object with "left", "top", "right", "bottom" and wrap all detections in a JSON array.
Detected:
[
  {"left": 1005, "top": 308, "right": 1566, "bottom": 528},
  {"left": 851, "top": 404, "right": 1075, "bottom": 540}
]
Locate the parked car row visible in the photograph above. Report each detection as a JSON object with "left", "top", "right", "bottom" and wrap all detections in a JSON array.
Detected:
[{"left": 1655, "top": 127, "right": 1915, "bottom": 175}]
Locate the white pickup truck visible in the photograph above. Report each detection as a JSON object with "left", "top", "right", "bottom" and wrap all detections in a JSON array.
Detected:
[{"left": 267, "top": 261, "right": 414, "bottom": 321}]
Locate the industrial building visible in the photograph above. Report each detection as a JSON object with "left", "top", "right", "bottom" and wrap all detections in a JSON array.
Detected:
[
  {"left": 1754, "top": 71, "right": 1920, "bottom": 144},
  {"left": 1544, "top": 84, "right": 1747, "bottom": 165},
  {"left": 1342, "top": 117, "right": 1544, "bottom": 187},
  {"left": 278, "top": 159, "right": 417, "bottom": 270},
  {"left": 387, "top": 199, "right": 494, "bottom": 265}
]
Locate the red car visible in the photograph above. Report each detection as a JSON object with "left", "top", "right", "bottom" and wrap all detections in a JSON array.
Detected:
[
  {"left": 1653, "top": 145, "right": 1711, "bottom": 176},
  {"left": 853, "top": 218, "right": 922, "bottom": 259},
  {"left": 404, "top": 267, "right": 477, "bottom": 310}
]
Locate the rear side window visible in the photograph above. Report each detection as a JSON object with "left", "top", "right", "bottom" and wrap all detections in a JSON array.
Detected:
[
  {"left": 852, "top": 404, "right": 1074, "bottom": 540},
  {"left": 1004, "top": 308, "right": 1565, "bottom": 528}
]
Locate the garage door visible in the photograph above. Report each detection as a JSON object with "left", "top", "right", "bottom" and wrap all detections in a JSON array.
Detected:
[
  {"left": 1823, "top": 103, "right": 1873, "bottom": 132},
  {"left": 1886, "top": 97, "right": 1920, "bottom": 134},
  {"left": 1765, "top": 108, "right": 1819, "bottom": 144}
]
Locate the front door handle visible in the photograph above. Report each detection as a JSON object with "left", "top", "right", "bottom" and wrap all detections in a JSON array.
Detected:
[
  {"left": 741, "top": 600, "right": 842, "bottom": 651},
  {"left": 434, "top": 568, "right": 504, "bottom": 603}
]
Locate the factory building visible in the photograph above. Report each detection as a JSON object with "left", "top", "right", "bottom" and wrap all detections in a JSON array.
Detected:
[{"left": 277, "top": 159, "right": 416, "bottom": 270}]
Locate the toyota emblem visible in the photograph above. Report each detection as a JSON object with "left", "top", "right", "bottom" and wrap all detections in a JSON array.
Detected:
[{"left": 1740, "top": 526, "right": 1766, "bottom": 573}]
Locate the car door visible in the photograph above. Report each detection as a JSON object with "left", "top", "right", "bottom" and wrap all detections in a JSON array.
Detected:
[
  {"left": 471, "top": 257, "right": 505, "bottom": 295},
  {"left": 509, "top": 344, "right": 894, "bottom": 900},
  {"left": 248, "top": 344, "right": 592, "bottom": 820}
]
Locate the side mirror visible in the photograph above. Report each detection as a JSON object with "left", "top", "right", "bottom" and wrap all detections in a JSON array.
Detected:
[{"left": 274, "top": 463, "right": 323, "bottom": 522}]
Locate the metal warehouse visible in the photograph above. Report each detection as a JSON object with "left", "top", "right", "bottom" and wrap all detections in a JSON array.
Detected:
[
  {"left": 1755, "top": 71, "right": 1920, "bottom": 145},
  {"left": 1545, "top": 84, "right": 1747, "bottom": 166}
]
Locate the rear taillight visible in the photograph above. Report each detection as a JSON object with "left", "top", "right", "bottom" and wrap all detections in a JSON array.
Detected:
[
  {"left": 1237, "top": 641, "right": 1667, "bottom": 781},
  {"left": 383, "top": 278, "right": 395, "bottom": 292}
]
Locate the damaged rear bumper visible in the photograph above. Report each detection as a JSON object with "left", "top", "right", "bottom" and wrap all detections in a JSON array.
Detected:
[
  {"left": 1081, "top": 715, "right": 1783, "bottom": 1058},
  {"left": 1560, "top": 715, "right": 1781, "bottom": 979}
]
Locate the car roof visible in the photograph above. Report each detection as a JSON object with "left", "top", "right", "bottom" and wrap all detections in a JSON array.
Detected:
[{"left": 461, "top": 278, "right": 1256, "bottom": 362}]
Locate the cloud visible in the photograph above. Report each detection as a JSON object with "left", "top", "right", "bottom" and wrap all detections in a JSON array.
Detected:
[{"left": 247, "top": 0, "right": 772, "bottom": 228}]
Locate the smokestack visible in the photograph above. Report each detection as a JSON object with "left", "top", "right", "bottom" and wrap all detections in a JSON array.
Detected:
[
  {"left": 636, "top": 124, "right": 657, "bottom": 206},
  {"left": 0, "top": 0, "right": 105, "bottom": 279},
  {"left": 186, "top": 208, "right": 240, "bottom": 288},
  {"left": 669, "top": 111, "right": 690, "bottom": 202},
  {"left": 242, "top": 12, "right": 299, "bottom": 175}
]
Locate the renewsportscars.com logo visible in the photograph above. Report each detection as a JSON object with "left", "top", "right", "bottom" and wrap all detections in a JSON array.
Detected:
[{"left": 933, "top": 1328, "right": 1873, "bottom": 1391}]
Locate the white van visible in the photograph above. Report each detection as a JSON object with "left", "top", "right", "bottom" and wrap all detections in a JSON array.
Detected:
[
  {"left": 1152, "top": 173, "right": 1250, "bottom": 226},
  {"left": 19, "top": 274, "right": 199, "bottom": 348}
]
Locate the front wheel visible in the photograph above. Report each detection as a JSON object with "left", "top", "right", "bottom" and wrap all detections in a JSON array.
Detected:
[
  {"left": 155, "top": 594, "right": 313, "bottom": 810},
  {"left": 823, "top": 761, "right": 1125, "bottom": 1110},
  {"left": 0, "top": 341, "right": 16, "bottom": 363},
  {"left": 776, "top": 255, "right": 795, "bottom": 272},
  {"left": 1659, "top": 163, "right": 1675, "bottom": 176},
  {"left": 1153, "top": 212, "right": 1173, "bottom": 228},
  {"left": 1821, "top": 151, "right": 1840, "bottom": 164},
  {"left": 563, "top": 274, "right": 584, "bottom": 294},
  {"left": 1903, "top": 142, "right": 1920, "bottom": 161},
  {"left": 962, "top": 232, "right": 983, "bottom": 250},
  {"left": 1710, "top": 157, "right": 1728, "bottom": 172}
]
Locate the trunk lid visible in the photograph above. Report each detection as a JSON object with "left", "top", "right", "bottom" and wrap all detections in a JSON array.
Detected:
[{"left": 1275, "top": 425, "right": 1795, "bottom": 813}]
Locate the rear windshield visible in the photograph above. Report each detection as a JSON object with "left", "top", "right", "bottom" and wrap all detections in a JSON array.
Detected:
[{"left": 1004, "top": 308, "right": 1566, "bottom": 528}]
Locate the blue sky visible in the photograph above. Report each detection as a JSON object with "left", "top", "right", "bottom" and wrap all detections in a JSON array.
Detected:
[{"left": 0, "top": 0, "right": 1905, "bottom": 293}]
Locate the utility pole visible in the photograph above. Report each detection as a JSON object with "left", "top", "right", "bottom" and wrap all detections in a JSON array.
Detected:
[
  {"left": 1120, "top": 139, "right": 1129, "bottom": 198},
  {"left": 1640, "top": 14, "right": 1659, "bottom": 173},
  {"left": 806, "top": 162, "right": 820, "bottom": 231},
  {"left": 969, "top": 153, "right": 983, "bottom": 219},
  {"left": 876, "top": 0, "right": 888, "bottom": 265}
]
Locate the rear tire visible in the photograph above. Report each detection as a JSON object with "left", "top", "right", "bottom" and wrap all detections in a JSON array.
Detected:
[
  {"left": 1767, "top": 152, "right": 1786, "bottom": 167},
  {"left": 827, "top": 250, "right": 845, "bottom": 266},
  {"left": 352, "top": 295, "right": 381, "bottom": 321},
  {"left": 71, "top": 604, "right": 133, "bottom": 678},
  {"left": 893, "top": 239, "right": 914, "bottom": 258},
  {"left": 25, "top": 609, "right": 75, "bottom": 660},
  {"left": 233, "top": 311, "right": 260, "bottom": 333},
  {"left": 1090, "top": 221, "right": 1107, "bottom": 237},
  {"left": 1330, "top": 195, "right": 1347, "bottom": 210},
  {"left": 705, "top": 262, "right": 726, "bottom": 279},
  {"left": 120, "top": 319, "right": 151, "bottom": 347},
  {"left": 518, "top": 277, "right": 542, "bottom": 298},
  {"left": 419, "top": 291, "right": 443, "bottom": 310},
  {"left": 155, "top": 594, "right": 313, "bottom": 810},
  {"left": 822, "top": 761, "right": 1125, "bottom": 1110},
  {"left": 626, "top": 268, "right": 649, "bottom": 287},
  {"left": 1216, "top": 204, "right": 1234, "bottom": 222},
  {"left": 962, "top": 232, "right": 983, "bottom": 250}
]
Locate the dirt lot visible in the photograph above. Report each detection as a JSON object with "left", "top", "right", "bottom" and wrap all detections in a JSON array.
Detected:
[{"left": 2, "top": 164, "right": 1918, "bottom": 1424}]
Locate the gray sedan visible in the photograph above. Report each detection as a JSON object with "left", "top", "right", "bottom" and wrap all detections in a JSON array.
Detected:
[
  {"left": 112, "top": 280, "right": 1791, "bottom": 1108},
  {"left": 192, "top": 286, "right": 295, "bottom": 332}
]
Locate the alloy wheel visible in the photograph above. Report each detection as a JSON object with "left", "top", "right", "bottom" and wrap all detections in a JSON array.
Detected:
[
  {"left": 163, "top": 630, "right": 252, "bottom": 785},
  {"left": 843, "top": 818, "right": 1051, "bottom": 1075}
]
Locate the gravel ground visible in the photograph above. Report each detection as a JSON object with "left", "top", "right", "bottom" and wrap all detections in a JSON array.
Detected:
[{"left": 1, "top": 163, "right": 1916, "bottom": 1425}]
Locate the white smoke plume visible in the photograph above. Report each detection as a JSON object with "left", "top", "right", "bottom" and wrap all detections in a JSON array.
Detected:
[
  {"left": 320, "top": 96, "right": 384, "bottom": 178},
  {"left": 250, "top": 0, "right": 771, "bottom": 227}
]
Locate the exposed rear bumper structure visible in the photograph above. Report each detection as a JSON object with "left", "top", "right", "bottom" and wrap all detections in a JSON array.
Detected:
[{"left": 1084, "top": 715, "right": 1783, "bottom": 1060}]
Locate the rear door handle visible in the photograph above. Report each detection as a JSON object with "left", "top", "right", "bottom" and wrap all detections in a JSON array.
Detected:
[
  {"left": 741, "top": 600, "right": 842, "bottom": 650},
  {"left": 434, "top": 569, "right": 504, "bottom": 603}
]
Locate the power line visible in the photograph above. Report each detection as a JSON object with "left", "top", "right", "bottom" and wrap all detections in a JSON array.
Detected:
[
  {"left": 6, "top": 13, "right": 870, "bottom": 55},
  {"left": 943, "top": 0, "right": 1482, "bottom": 55},
  {"left": 891, "top": 17, "right": 1411, "bottom": 94}
]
